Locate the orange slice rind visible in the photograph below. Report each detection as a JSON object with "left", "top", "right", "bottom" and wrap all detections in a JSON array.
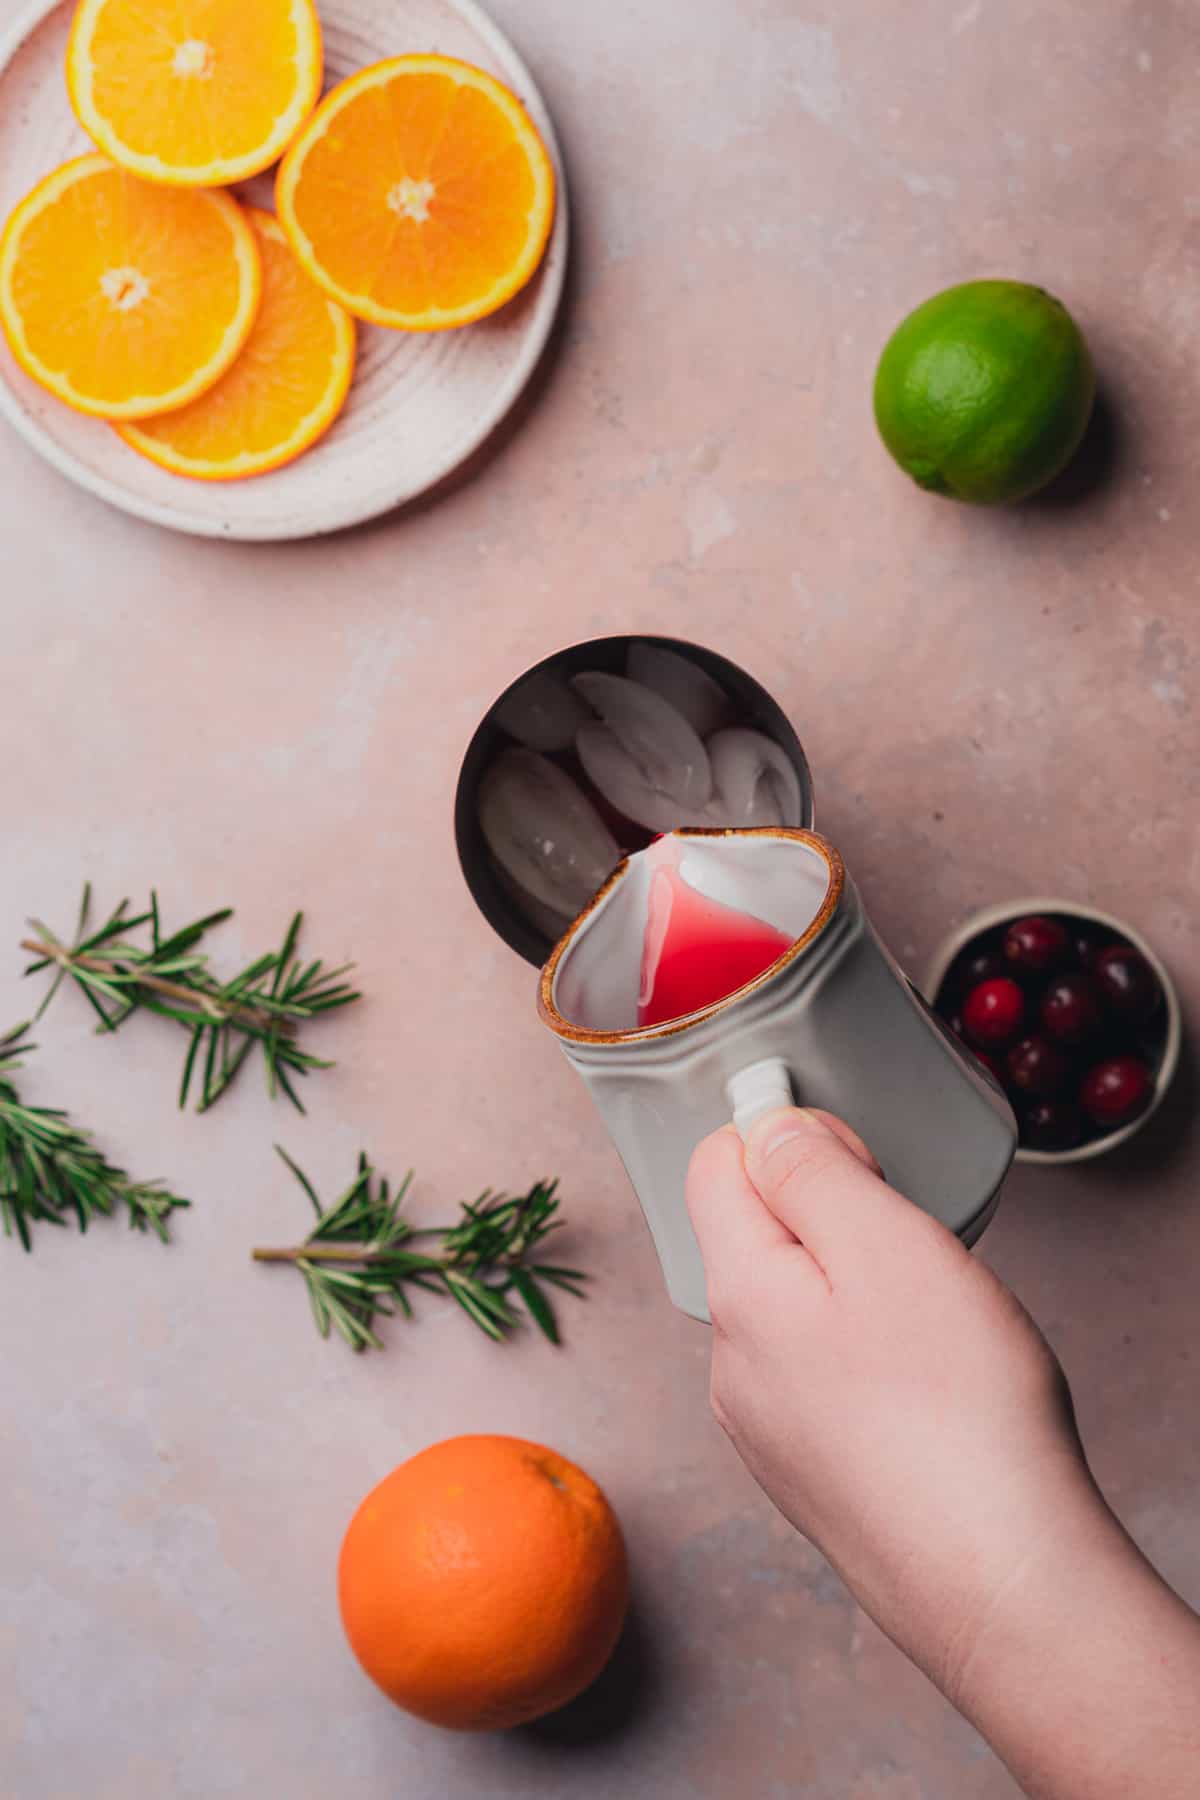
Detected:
[
  {"left": 276, "top": 54, "right": 556, "bottom": 332},
  {"left": 117, "top": 208, "right": 355, "bottom": 480},
  {"left": 67, "top": 0, "right": 323, "bottom": 188},
  {"left": 0, "top": 154, "right": 261, "bottom": 420}
]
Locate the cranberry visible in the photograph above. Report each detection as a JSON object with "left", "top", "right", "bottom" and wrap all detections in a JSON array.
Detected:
[
  {"left": 970, "top": 1048, "right": 1004, "bottom": 1083},
  {"left": 1080, "top": 1056, "right": 1153, "bottom": 1129},
  {"left": 1071, "top": 926, "right": 1103, "bottom": 969},
  {"left": 1004, "top": 915, "right": 1069, "bottom": 975},
  {"left": 1093, "top": 945, "right": 1160, "bottom": 1026},
  {"left": 963, "top": 977, "right": 1025, "bottom": 1048},
  {"left": 956, "top": 947, "right": 1008, "bottom": 991},
  {"left": 1041, "top": 972, "right": 1104, "bottom": 1046},
  {"left": 1022, "top": 1099, "right": 1085, "bottom": 1153},
  {"left": 1006, "top": 1035, "right": 1070, "bottom": 1100}
]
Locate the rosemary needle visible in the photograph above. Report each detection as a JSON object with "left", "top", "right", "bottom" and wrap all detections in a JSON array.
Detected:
[
  {"left": 21, "top": 884, "right": 360, "bottom": 1114},
  {"left": 254, "top": 1148, "right": 587, "bottom": 1353},
  {"left": 0, "top": 1023, "right": 189, "bottom": 1251}
]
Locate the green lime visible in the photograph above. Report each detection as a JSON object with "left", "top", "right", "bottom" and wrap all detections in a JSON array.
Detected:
[{"left": 873, "top": 279, "right": 1095, "bottom": 504}]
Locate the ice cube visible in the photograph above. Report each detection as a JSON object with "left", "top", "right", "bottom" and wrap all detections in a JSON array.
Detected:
[
  {"left": 576, "top": 723, "right": 717, "bottom": 833},
  {"left": 493, "top": 669, "right": 589, "bottom": 752},
  {"left": 571, "top": 672, "right": 712, "bottom": 811},
  {"left": 490, "top": 856, "right": 577, "bottom": 944},
  {"left": 626, "top": 642, "right": 732, "bottom": 739},
  {"left": 707, "top": 728, "right": 803, "bottom": 828},
  {"left": 478, "top": 749, "right": 621, "bottom": 917}
]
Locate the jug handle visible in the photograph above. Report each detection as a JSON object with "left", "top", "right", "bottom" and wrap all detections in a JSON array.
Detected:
[{"left": 726, "top": 1057, "right": 795, "bottom": 1138}]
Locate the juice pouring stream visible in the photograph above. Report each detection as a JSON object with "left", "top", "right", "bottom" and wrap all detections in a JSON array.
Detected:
[{"left": 637, "top": 836, "right": 794, "bottom": 1028}]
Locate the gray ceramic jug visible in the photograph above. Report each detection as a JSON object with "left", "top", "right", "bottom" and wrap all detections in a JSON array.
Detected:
[{"left": 538, "top": 827, "right": 1017, "bottom": 1322}]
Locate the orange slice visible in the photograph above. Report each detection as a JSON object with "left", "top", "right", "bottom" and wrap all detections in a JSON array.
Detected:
[
  {"left": 67, "top": 0, "right": 322, "bottom": 188},
  {"left": 116, "top": 209, "right": 355, "bottom": 481},
  {"left": 276, "top": 55, "right": 556, "bottom": 332},
  {"left": 0, "top": 155, "right": 261, "bottom": 420}
]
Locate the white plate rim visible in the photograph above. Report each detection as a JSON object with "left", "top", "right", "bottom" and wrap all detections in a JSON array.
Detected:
[{"left": 0, "top": 0, "right": 569, "bottom": 540}]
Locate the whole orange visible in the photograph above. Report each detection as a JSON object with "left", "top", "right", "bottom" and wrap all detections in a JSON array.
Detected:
[{"left": 338, "top": 1435, "right": 629, "bottom": 1731}]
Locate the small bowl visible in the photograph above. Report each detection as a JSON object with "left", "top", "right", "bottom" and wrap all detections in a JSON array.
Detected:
[{"left": 924, "top": 897, "right": 1182, "bottom": 1165}]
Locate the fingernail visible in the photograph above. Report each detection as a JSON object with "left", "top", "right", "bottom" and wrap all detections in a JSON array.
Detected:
[{"left": 745, "top": 1106, "right": 822, "bottom": 1162}]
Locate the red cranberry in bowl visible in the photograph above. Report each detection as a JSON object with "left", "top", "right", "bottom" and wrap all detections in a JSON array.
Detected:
[
  {"left": 970, "top": 1048, "right": 1005, "bottom": 1084},
  {"left": 963, "top": 977, "right": 1025, "bottom": 1049},
  {"left": 1023, "top": 1099, "right": 1085, "bottom": 1153},
  {"left": 1093, "top": 945, "right": 1160, "bottom": 1027},
  {"left": 1004, "top": 915, "right": 1069, "bottom": 976},
  {"left": 1041, "top": 972, "right": 1103, "bottom": 1046},
  {"left": 956, "top": 947, "right": 1008, "bottom": 992},
  {"left": 1006, "top": 1035, "right": 1070, "bottom": 1100},
  {"left": 1080, "top": 1056, "right": 1153, "bottom": 1129},
  {"left": 1071, "top": 926, "right": 1104, "bottom": 970}
]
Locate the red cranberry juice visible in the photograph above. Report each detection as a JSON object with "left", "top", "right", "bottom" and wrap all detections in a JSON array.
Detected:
[{"left": 638, "top": 861, "right": 793, "bottom": 1028}]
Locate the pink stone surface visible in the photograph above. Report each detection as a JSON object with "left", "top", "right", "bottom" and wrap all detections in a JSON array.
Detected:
[{"left": 1, "top": 1, "right": 1197, "bottom": 1795}]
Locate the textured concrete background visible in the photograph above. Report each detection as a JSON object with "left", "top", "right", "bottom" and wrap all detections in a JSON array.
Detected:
[{"left": 1, "top": 1, "right": 1197, "bottom": 1796}]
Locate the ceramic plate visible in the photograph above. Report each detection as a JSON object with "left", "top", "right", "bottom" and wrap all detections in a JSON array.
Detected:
[{"left": 0, "top": 0, "right": 568, "bottom": 539}]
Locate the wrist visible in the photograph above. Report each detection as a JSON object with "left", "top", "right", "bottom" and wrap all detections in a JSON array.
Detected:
[
  {"left": 938, "top": 1456, "right": 1117, "bottom": 1716},
  {"left": 941, "top": 1469, "right": 1200, "bottom": 1799},
  {"left": 831, "top": 1440, "right": 1101, "bottom": 1704}
]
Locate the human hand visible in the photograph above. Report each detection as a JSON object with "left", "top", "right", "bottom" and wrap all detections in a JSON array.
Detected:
[
  {"left": 686, "top": 1108, "right": 1200, "bottom": 1800},
  {"left": 686, "top": 1108, "right": 1090, "bottom": 1692}
]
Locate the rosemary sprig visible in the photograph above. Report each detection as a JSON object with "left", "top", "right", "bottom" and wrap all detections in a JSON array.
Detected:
[
  {"left": 254, "top": 1149, "right": 587, "bottom": 1353},
  {"left": 0, "top": 1023, "right": 189, "bottom": 1250},
  {"left": 21, "top": 885, "right": 360, "bottom": 1114}
]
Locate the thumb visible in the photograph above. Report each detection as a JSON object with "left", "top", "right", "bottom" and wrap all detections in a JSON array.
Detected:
[{"left": 742, "top": 1107, "right": 909, "bottom": 1272}]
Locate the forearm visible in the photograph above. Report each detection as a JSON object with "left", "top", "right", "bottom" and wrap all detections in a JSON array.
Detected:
[
  {"left": 941, "top": 1478, "right": 1200, "bottom": 1800},
  {"left": 687, "top": 1113, "right": 1200, "bottom": 1798}
]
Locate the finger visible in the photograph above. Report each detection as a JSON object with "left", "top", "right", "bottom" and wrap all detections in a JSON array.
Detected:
[
  {"left": 687, "top": 1125, "right": 794, "bottom": 1260},
  {"left": 742, "top": 1107, "right": 917, "bottom": 1275},
  {"left": 686, "top": 1127, "right": 827, "bottom": 1314},
  {"left": 801, "top": 1108, "right": 885, "bottom": 1178}
]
